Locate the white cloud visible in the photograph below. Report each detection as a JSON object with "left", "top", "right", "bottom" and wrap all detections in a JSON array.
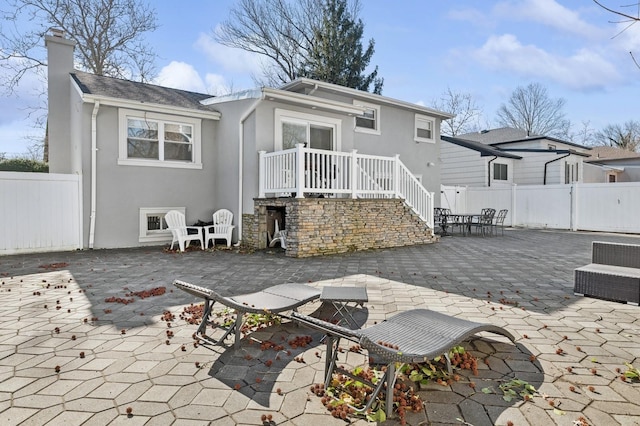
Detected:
[
  {"left": 447, "top": 7, "right": 495, "bottom": 29},
  {"left": 494, "top": 0, "right": 604, "bottom": 39},
  {"left": 195, "top": 31, "right": 262, "bottom": 75},
  {"left": 472, "top": 34, "right": 620, "bottom": 89},
  {"left": 612, "top": 21, "right": 640, "bottom": 53},
  {"left": 156, "top": 61, "right": 208, "bottom": 93},
  {"left": 204, "top": 73, "right": 233, "bottom": 96}
]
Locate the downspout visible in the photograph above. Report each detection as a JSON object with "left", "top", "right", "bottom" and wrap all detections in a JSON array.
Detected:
[
  {"left": 487, "top": 156, "right": 497, "bottom": 187},
  {"left": 543, "top": 152, "right": 570, "bottom": 185},
  {"left": 236, "top": 96, "right": 264, "bottom": 246},
  {"left": 88, "top": 101, "right": 100, "bottom": 249}
]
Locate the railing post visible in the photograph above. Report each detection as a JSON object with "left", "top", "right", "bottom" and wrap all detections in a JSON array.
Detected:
[
  {"left": 258, "top": 150, "right": 266, "bottom": 198},
  {"left": 350, "top": 149, "right": 358, "bottom": 199},
  {"left": 295, "top": 143, "right": 305, "bottom": 198},
  {"left": 394, "top": 154, "right": 401, "bottom": 198},
  {"left": 428, "top": 191, "right": 434, "bottom": 228}
]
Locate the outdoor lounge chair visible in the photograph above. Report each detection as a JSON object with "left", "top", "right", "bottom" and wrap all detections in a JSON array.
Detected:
[
  {"left": 291, "top": 309, "right": 515, "bottom": 419},
  {"left": 173, "top": 280, "right": 321, "bottom": 348}
]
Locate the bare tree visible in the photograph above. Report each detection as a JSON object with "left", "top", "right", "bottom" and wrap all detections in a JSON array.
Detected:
[
  {"left": 0, "top": 0, "right": 158, "bottom": 160},
  {"left": 215, "top": 0, "right": 310, "bottom": 87},
  {"left": 432, "top": 87, "right": 482, "bottom": 136},
  {"left": 571, "top": 120, "right": 597, "bottom": 146},
  {"left": 215, "top": 0, "right": 381, "bottom": 91},
  {"left": 0, "top": 0, "right": 159, "bottom": 93},
  {"left": 595, "top": 120, "right": 640, "bottom": 151},
  {"left": 593, "top": 0, "right": 640, "bottom": 69},
  {"left": 496, "top": 82, "right": 571, "bottom": 138}
]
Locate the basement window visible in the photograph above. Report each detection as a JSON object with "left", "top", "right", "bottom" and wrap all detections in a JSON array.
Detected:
[{"left": 139, "top": 207, "right": 184, "bottom": 243}]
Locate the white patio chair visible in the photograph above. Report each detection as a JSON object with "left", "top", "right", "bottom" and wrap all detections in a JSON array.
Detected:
[
  {"left": 205, "top": 209, "right": 235, "bottom": 248},
  {"left": 164, "top": 210, "right": 204, "bottom": 252}
]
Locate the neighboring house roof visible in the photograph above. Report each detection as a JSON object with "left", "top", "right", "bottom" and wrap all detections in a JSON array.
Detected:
[
  {"left": 586, "top": 146, "right": 640, "bottom": 163},
  {"left": 457, "top": 127, "right": 590, "bottom": 150},
  {"left": 71, "top": 71, "right": 219, "bottom": 113},
  {"left": 441, "top": 135, "right": 522, "bottom": 159}
]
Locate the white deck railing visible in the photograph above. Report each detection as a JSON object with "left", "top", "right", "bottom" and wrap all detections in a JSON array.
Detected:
[{"left": 259, "top": 144, "right": 434, "bottom": 227}]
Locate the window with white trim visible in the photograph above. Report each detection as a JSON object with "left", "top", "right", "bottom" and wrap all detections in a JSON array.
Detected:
[
  {"left": 118, "top": 109, "right": 202, "bottom": 169},
  {"left": 415, "top": 115, "right": 435, "bottom": 143},
  {"left": 493, "top": 163, "right": 508, "bottom": 181},
  {"left": 353, "top": 101, "right": 380, "bottom": 134},
  {"left": 139, "top": 207, "right": 184, "bottom": 243},
  {"left": 274, "top": 109, "right": 341, "bottom": 151}
]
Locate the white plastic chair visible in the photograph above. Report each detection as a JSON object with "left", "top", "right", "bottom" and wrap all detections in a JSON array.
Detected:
[
  {"left": 164, "top": 210, "right": 204, "bottom": 252},
  {"left": 205, "top": 209, "right": 235, "bottom": 248}
]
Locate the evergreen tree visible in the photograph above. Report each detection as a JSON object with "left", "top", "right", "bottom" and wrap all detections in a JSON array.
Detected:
[{"left": 298, "top": 0, "right": 383, "bottom": 94}]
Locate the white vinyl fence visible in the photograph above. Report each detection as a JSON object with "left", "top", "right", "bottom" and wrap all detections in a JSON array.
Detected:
[
  {"left": 441, "top": 182, "right": 640, "bottom": 234},
  {"left": 0, "top": 172, "right": 82, "bottom": 255}
]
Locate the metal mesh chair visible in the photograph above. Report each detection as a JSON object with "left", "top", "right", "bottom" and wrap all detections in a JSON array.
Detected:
[
  {"left": 174, "top": 280, "right": 321, "bottom": 348},
  {"left": 493, "top": 209, "right": 508, "bottom": 236},
  {"left": 291, "top": 309, "right": 514, "bottom": 418},
  {"left": 473, "top": 208, "right": 495, "bottom": 236}
]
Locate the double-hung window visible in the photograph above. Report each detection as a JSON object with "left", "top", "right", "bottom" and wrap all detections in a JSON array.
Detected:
[
  {"left": 119, "top": 109, "right": 202, "bottom": 169},
  {"left": 353, "top": 101, "right": 380, "bottom": 135},
  {"left": 415, "top": 115, "right": 435, "bottom": 143}
]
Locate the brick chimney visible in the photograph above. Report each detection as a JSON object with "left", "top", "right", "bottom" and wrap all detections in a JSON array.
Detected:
[{"left": 45, "top": 29, "right": 76, "bottom": 172}]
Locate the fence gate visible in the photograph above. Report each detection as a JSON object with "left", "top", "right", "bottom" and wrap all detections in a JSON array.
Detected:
[{"left": 0, "top": 172, "right": 82, "bottom": 255}]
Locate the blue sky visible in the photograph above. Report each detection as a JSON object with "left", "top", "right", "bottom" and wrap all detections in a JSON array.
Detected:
[{"left": 1, "top": 0, "right": 639, "bottom": 156}]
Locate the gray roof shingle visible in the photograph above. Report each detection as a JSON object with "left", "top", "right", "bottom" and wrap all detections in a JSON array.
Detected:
[
  {"left": 586, "top": 146, "right": 640, "bottom": 162},
  {"left": 71, "top": 71, "right": 217, "bottom": 112},
  {"left": 457, "top": 127, "right": 589, "bottom": 150},
  {"left": 457, "top": 127, "right": 534, "bottom": 144}
]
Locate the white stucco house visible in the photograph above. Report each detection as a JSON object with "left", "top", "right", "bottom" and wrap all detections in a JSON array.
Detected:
[
  {"left": 46, "top": 31, "right": 452, "bottom": 256},
  {"left": 441, "top": 128, "right": 592, "bottom": 187}
]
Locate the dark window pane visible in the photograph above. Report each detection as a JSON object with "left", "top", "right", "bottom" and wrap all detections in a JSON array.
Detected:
[
  {"left": 128, "top": 139, "right": 158, "bottom": 159},
  {"left": 417, "top": 128, "right": 432, "bottom": 139},
  {"left": 165, "top": 142, "right": 192, "bottom": 161}
]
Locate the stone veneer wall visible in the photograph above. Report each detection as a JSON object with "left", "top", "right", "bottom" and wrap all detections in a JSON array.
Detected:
[{"left": 243, "top": 198, "right": 436, "bottom": 258}]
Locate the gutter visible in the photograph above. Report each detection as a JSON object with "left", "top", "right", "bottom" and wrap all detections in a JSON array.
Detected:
[
  {"left": 487, "top": 156, "right": 497, "bottom": 187},
  {"left": 236, "top": 96, "right": 264, "bottom": 246},
  {"left": 543, "top": 152, "right": 570, "bottom": 185},
  {"left": 88, "top": 101, "right": 100, "bottom": 249}
]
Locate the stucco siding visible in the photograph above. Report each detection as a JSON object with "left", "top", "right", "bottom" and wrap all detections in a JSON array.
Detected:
[{"left": 83, "top": 104, "right": 219, "bottom": 249}]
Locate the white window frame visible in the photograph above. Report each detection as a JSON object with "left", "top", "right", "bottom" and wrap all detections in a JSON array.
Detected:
[
  {"left": 414, "top": 114, "right": 435, "bottom": 143},
  {"left": 353, "top": 101, "right": 381, "bottom": 135},
  {"left": 118, "top": 109, "right": 202, "bottom": 169},
  {"left": 274, "top": 109, "right": 342, "bottom": 151},
  {"left": 139, "top": 207, "right": 184, "bottom": 243},
  {"left": 493, "top": 163, "right": 508, "bottom": 181}
]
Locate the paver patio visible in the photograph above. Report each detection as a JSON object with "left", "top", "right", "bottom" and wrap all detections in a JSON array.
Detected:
[{"left": 0, "top": 229, "right": 639, "bottom": 425}]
